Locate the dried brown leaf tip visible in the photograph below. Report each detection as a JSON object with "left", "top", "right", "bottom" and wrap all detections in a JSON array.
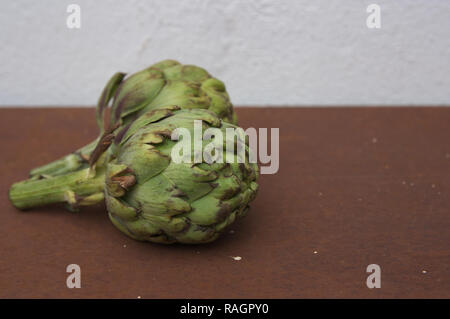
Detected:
[
  {"left": 111, "top": 174, "right": 136, "bottom": 190},
  {"left": 89, "top": 123, "right": 121, "bottom": 167}
]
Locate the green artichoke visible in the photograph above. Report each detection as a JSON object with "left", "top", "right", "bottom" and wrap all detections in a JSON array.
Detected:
[
  {"left": 29, "top": 60, "right": 237, "bottom": 178},
  {"left": 9, "top": 107, "right": 259, "bottom": 244},
  {"left": 105, "top": 106, "right": 258, "bottom": 243}
]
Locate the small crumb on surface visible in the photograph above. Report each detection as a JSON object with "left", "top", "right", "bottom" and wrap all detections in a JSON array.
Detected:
[
  {"left": 231, "top": 256, "right": 242, "bottom": 261},
  {"left": 137, "top": 296, "right": 142, "bottom": 299},
  {"left": 318, "top": 192, "right": 323, "bottom": 196},
  {"left": 313, "top": 251, "right": 318, "bottom": 254},
  {"left": 402, "top": 181, "right": 406, "bottom": 185},
  {"left": 372, "top": 137, "right": 378, "bottom": 143},
  {"left": 431, "top": 184, "right": 436, "bottom": 188},
  {"left": 422, "top": 270, "right": 427, "bottom": 274},
  {"left": 123, "top": 245, "right": 127, "bottom": 248}
]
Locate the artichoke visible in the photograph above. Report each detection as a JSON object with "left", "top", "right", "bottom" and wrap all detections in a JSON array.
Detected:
[
  {"left": 30, "top": 60, "right": 237, "bottom": 178},
  {"left": 105, "top": 106, "right": 258, "bottom": 243},
  {"left": 9, "top": 107, "right": 259, "bottom": 244}
]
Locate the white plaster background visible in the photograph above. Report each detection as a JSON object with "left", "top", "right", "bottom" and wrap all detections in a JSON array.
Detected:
[{"left": 0, "top": 0, "right": 449, "bottom": 107}]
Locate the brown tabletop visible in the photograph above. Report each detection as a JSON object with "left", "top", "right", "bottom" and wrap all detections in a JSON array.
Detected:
[{"left": 0, "top": 107, "right": 449, "bottom": 298}]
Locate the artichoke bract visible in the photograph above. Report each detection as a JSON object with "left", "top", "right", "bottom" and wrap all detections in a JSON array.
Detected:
[
  {"left": 29, "top": 60, "right": 237, "bottom": 178},
  {"left": 105, "top": 106, "right": 258, "bottom": 244}
]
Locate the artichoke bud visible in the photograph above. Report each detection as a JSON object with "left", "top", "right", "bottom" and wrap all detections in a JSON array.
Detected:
[
  {"left": 104, "top": 107, "right": 258, "bottom": 244},
  {"left": 100, "top": 60, "right": 236, "bottom": 131}
]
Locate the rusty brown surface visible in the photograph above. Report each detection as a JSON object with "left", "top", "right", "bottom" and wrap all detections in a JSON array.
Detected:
[{"left": 0, "top": 107, "right": 449, "bottom": 298}]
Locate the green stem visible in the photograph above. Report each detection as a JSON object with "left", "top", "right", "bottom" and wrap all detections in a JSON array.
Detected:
[
  {"left": 9, "top": 167, "right": 105, "bottom": 210},
  {"left": 29, "top": 138, "right": 100, "bottom": 177}
]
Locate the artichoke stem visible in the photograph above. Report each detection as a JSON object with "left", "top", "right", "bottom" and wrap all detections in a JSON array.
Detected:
[
  {"left": 29, "top": 138, "right": 100, "bottom": 177},
  {"left": 9, "top": 167, "right": 105, "bottom": 210}
]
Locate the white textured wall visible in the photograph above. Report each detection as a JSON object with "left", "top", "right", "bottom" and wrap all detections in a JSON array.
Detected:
[{"left": 1, "top": 0, "right": 449, "bottom": 107}]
